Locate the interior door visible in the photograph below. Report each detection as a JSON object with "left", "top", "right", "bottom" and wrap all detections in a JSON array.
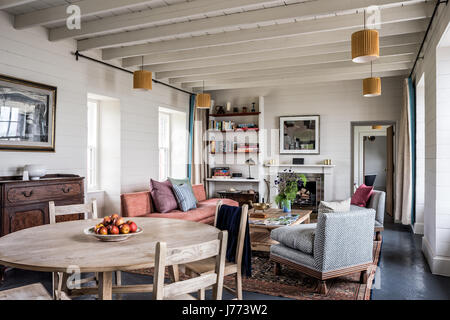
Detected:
[{"left": 386, "top": 126, "right": 394, "bottom": 216}]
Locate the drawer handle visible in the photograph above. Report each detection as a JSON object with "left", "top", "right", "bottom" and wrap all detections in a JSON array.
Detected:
[
  {"left": 62, "top": 187, "right": 72, "bottom": 193},
  {"left": 22, "top": 191, "right": 33, "bottom": 198}
]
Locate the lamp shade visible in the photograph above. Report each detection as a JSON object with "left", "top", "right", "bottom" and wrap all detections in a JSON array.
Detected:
[
  {"left": 352, "top": 29, "right": 379, "bottom": 63},
  {"left": 133, "top": 70, "right": 152, "bottom": 90},
  {"left": 363, "top": 77, "right": 381, "bottom": 97},
  {"left": 196, "top": 93, "right": 211, "bottom": 109},
  {"left": 372, "top": 125, "right": 383, "bottom": 130}
]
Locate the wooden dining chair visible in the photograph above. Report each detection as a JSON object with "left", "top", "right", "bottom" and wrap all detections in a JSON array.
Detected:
[
  {"left": 183, "top": 201, "right": 249, "bottom": 300},
  {"left": 0, "top": 283, "right": 53, "bottom": 300},
  {"left": 153, "top": 230, "right": 228, "bottom": 300},
  {"left": 48, "top": 200, "right": 121, "bottom": 299}
]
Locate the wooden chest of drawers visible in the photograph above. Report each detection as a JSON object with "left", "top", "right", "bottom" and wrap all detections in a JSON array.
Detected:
[{"left": 0, "top": 175, "right": 85, "bottom": 237}]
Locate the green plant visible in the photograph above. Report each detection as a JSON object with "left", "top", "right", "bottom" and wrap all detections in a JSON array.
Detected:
[{"left": 274, "top": 171, "right": 307, "bottom": 208}]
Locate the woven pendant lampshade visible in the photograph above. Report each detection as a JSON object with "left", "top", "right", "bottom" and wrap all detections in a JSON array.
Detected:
[
  {"left": 352, "top": 29, "right": 379, "bottom": 63},
  {"left": 363, "top": 77, "right": 381, "bottom": 97},
  {"left": 133, "top": 70, "right": 152, "bottom": 90},
  {"left": 372, "top": 125, "right": 383, "bottom": 130},
  {"left": 196, "top": 81, "right": 211, "bottom": 109},
  {"left": 196, "top": 93, "right": 211, "bottom": 109},
  {"left": 133, "top": 56, "right": 152, "bottom": 90}
]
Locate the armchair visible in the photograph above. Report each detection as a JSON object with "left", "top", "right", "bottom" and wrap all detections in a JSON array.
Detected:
[{"left": 270, "top": 209, "right": 376, "bottom": 294}]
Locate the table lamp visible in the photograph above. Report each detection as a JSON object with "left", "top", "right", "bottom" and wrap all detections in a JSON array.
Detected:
[{"left": 245, "top": 158, "right": 256, "bottom": 179}]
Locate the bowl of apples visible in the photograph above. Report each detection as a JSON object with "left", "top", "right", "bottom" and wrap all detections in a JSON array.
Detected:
[{"left": 84, "top": 214, "right": 143, "bottom": 242}]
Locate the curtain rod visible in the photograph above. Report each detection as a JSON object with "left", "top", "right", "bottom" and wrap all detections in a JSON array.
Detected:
[
  {"left": 409, "top": 0, "right": 448, "bottom": 78},
  {"left": 72, "top": 51, "right": 194, "bottom": 96}
]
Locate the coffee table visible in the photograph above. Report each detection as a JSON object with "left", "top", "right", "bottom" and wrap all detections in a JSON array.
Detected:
[{"left": 249, "top": 208, "right": 312, "bottom": 252}]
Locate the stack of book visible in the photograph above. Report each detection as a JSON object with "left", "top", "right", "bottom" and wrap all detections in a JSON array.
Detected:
[
  {"left": 209, "top": 120, "right": 235, "bottom": 131},
  {"left": 236, "top": 143, "right": 259, "bottom": 153}
]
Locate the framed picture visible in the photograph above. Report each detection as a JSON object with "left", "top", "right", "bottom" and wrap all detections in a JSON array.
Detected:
[
  {"left": 0, "top": 74, "right": 56, "bottom": 151},
  {"left": 280, "top": 115, "right": 320, "bottom": 154}
]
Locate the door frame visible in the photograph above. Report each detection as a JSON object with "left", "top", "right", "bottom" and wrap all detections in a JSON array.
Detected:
[{"left": 350, "top": 121, "right": 397, "bottom": 196}]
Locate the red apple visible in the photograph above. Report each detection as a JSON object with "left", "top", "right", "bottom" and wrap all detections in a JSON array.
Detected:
[
  {"left": 119, "top": 224, "right": 130, "bottom": 234},
  {"left": 98, "top": 227, "right": 108, "bottom": 235},
  {"left": 102, "top": 216, "right": 112, "bottom": 225},
  {"left": 109, "top": 225, "right": 119, "bottom": 235},
  {"left": 94, "top": 224, "right": 104, "bottom": 233},
  {"left": 111, "top": 214, "right": 119, "bottom": 220},
  {"left": 128, "top": 221, "right": 138, "bottom": 233},
  {"left": 115, "top": 217, "right": 125, "bottom": 227}
]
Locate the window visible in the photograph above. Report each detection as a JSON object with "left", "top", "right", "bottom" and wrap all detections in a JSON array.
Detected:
[
  {"left": 159, "top": 112, "right": 170, "bottom": 180},
  {"left": 87, "top": 100, "right": 98, "bottom": 190}
]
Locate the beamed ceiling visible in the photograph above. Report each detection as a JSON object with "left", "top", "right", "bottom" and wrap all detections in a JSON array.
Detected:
[{"left": 0, "top": 0, "right": 434, "bottom": 92}]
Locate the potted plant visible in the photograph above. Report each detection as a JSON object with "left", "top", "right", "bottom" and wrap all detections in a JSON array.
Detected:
[{"left": 274, "top": 170, "right": 307, "bottom": 214}]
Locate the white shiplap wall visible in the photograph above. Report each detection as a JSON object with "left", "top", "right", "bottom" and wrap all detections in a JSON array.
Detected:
[
  {"left": 0, "top": 11, "right": 190, "bottom": 212},
  {"left": 413, "top": 3, "right": 450, "bottom": 276},
  {"left": 211, "top": 76, "right": 403, "bottom": 201}
]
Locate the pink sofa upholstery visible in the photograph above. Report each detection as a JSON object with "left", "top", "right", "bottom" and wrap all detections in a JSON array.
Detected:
[{"left": 120, "top": 184, "right": 238, "bottom": 225}]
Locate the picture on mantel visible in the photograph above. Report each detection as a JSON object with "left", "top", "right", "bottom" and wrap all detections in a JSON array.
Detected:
[{"left": 280, "top": 115, "right": 320, "bottom": 154}]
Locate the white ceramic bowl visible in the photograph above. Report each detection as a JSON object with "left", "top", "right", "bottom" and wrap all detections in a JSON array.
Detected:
[{"left": 24, "top": 165, "right": 46, "bottom": 180}]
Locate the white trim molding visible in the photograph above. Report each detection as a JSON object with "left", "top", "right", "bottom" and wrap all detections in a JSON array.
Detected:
[{"left": 422, "top": 236, "right": 450, "bottom": 277}]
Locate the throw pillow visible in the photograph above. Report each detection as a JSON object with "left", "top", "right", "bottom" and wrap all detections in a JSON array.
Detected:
[
  {"left": 149, "top": 179, "right": 178, "bottom": 213},
  {"left": 168, "top": 177, "right": 197, "bottom": 204},
  {"left": 351, "top": 184, "right": 374, "bottom": 207},
  {"left": 172, "top": 183, "right": 197, "bottom": 212},
  {"left": 319, "top": 198, "right": 351, "bottom": 214}
]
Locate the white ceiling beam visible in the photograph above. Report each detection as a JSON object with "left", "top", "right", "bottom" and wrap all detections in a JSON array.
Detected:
[
  {"left": 168, "top": 50, "right": 415, "bottom": 84},
  {"left": 180, "top": 60, "right": 412, "bottom": 88},
  {"left": 77, "top": 0, "right": 419, "bottom": 51},
  {"left": 124, "top": 30, "right": 422, "bottom": 68},
  {"left": 183, "top": 62, "right": 410, "bottom": 90},
  {"left": 0, "top": 0, "right": 37, "bottom": 10},
  {"left": 197, "top": 69, "right": 408, "bottom": 91},
  {"left": 140, "top": 19, "right": 425, "bottom": 73},
  {"left": 14, "top": 0, "right": 160, "bottom": 29},
  {"left": 49, "top": 0, "right": 282, "bottom": 41},
  {"left": 102, "top": 2, "right": 431, "bottom": 59},
  {"left": 155, "top": 37, "right": 420, "bottom": 79}
]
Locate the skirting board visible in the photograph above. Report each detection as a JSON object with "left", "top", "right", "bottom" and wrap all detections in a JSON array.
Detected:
[
  {"left": 413, "top": 222, "right": 424, "bottom": 235},
  {"left": 422, "top": 236, "right": 450, "bottom": 277}
]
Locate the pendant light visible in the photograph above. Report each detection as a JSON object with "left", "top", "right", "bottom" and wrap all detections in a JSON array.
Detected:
[
  {"left": 372, "top": 125, "right": 383, "bottom": 130},
  {"left": 363, "top": 62, "right": 381, "bottom": 97},
  {"left": 352, "top": 10, "right": 379, "bottom": 63},
  {"left": 133, "top": 56, "right": 152, "bottom": 90},
  {"left": 196, "top": 80, "right": 211, "bottom": 109}
]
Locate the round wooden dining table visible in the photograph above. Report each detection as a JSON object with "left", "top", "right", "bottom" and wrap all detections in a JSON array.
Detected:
[{"left": 0, "top": 217, "right": 220, "bottom": 300}]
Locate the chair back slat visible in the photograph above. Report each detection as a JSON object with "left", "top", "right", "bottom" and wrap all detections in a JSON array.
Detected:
[
  {"left": 153, "top": 231, "right": 228, "bottom": 300},
  {"left": 49, "top": 200, "right": 98, "bottom": 224},
  {"left": 163, "top": 274, "right": 217, "bottom": 299},
  {"left": 165, "top": 239, "right": 220, "bottom": 266}
]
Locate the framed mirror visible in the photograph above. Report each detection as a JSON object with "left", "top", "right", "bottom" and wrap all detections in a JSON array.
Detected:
[{"left": 280, "top": 115, "right": 320, "bottom": 154}]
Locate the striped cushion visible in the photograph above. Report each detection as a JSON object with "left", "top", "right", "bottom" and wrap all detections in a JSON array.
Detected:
[{"left": 172, "top": 183, "right": 197, "bottom": 212}]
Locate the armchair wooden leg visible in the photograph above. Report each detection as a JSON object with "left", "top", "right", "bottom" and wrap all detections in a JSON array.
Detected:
[
  {"left": 375, "top": 232, "right": 382, "bottom": 241},
  {"left": 274, "top": 262, "right": 281, "bottom": 276},
  {"left": 168, "top": 265, "right": 179, "bottom": 282},
  {"left": 318, "top": 280, "right": 328, "bottom": 295},
  {"left": 235, "top": 272, "right": 243, "bottom": 300},
  {"left": 360, "top": 269, "right": 368, "bottom": 284}
]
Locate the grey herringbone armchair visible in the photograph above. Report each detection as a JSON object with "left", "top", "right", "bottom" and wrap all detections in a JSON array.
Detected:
[{"left": 270, "top": 209, "right": 376, "bottom": 294}]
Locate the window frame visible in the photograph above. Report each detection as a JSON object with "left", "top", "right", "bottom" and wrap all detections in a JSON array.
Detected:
[
  {"left": 159, "top": 111, "right": 171, "bottom": 181},
  {"left": 87, "top": 99, "right": 99, "bottom": 191}
]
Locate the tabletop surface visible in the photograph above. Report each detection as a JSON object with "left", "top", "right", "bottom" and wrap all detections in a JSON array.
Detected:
[
  {"left": 249, "top": 208, "right": 312, "bottom": 229},
  {"left": 0, "top": 217, "right": 219, "bottom": 273}
]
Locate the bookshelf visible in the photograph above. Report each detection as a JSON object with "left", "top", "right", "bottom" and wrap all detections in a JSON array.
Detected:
[{"left": 206, "top": 97, "right": 265, "bottom": 200}]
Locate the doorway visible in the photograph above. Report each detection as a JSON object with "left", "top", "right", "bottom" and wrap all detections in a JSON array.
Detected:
[{"left": 351, "top": 122, "right": 395, "bottom": 216}]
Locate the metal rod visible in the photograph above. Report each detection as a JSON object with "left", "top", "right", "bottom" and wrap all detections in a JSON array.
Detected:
[
  {"left": 409, "top": 0, "right": 448, "bottom": 78},
  {"left": 72, "top": 51, "right": 194, "bottom": 95}
]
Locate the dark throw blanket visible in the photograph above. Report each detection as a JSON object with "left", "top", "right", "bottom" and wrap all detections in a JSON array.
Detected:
[{"left": 216, "top": 204, "right": 252, "bottom": 277}]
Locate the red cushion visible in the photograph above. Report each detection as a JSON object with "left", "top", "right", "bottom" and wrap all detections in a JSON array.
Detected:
[
  {"left": 351, "top": 184, "right": 374, "bottom": 207},
  {"left": 150, "top": 179, "right": 178, "bottom": 213}
]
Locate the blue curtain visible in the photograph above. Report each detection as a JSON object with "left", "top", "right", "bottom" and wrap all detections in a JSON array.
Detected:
[
  {"left": 187, "top": 94, "right": 196, "bottom": 179},
  {"left": 408, "top": 78, "right": 416, "bottom": 224}
]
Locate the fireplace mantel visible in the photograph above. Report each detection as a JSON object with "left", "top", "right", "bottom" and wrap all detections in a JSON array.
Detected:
[{"left": 264, "top": 164, "right": 335, "bottom": 175}]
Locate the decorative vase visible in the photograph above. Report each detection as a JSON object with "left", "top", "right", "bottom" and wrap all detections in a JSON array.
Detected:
[{"left": 282, "top": 200, "right": 292, "bottom": 214}]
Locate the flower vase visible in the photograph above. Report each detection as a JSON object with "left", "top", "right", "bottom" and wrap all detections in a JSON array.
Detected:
[{"left": 282, "top": 200, "right": 292, "bottom": 214}]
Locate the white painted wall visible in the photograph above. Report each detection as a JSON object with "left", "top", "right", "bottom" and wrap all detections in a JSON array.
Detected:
[
  {"left": 211, "top": 77, "right": 402, "bottom": 201},
  {"left": 413, "top": 3, "right": 450, "bottom": 276},
  {"left": 0, "top": 12, "right": 189, "bottom": 208}
]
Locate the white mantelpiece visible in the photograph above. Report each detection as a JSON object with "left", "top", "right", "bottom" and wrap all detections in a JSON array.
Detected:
[{"left": 263, "top": 164, "right": 335, "bottom": 206}]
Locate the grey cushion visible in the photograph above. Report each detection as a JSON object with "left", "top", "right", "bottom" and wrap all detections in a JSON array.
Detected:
[
  {"left": 270, "top": 244, "right": 317, "bottom": 271},
  {"left": 270, "top": 223, "right": 317, "bottom": 254},
  {"left": 319, "top": 198, "right": 351, "bottom": 214},
  {"left": 367, "top": 190, "right": 386, "bottom": 225}
]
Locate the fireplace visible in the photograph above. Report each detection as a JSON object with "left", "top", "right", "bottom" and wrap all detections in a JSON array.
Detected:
[{"left": 278, "top": 172, "right": 324, "bottom": 212}]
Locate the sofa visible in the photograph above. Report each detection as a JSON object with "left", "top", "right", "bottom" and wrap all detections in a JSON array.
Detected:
[
  {"left": 270, "top": 208, "right": 376, "bottom": 294},
  {"left": 120, "top": 184, "right": 239, "bottom": 225}
]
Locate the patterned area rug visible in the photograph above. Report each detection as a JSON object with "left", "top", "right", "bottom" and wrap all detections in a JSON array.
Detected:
[{"left": 131, "top": 239, "right": 382, "bottom": 300}]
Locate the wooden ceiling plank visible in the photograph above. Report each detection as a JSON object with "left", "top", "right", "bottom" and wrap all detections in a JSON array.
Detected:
[{"left": 0, "top": 0, "right": 38, "bottom": 10}]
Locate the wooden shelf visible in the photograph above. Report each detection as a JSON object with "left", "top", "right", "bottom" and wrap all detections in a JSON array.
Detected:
[
  {"left": 208, "top": 128, "right": 259, "bottom": 133},
  {"left": 210, "top": 151, "right": 259, "bottom": 154},
  {"left": 207, "top": 178, "right": 260, "bottom": 183},
  {"left": 209, "top": 112, "right": 260, "bottom": 117}
]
